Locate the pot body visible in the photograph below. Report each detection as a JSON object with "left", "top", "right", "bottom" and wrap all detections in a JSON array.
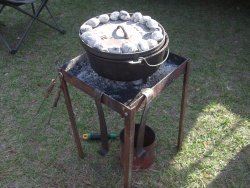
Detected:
[
  {"left": 85, "top": 36, "right": 169, "bottom": 81},
  {"left": 79, "top": 14, "right": 169, "bottom": 81}
]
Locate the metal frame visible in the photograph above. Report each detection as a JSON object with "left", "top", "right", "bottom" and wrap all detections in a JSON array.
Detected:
[
  {"left": 0, "top": 0, "right": 65, "bottom": 54},
  {"left": 59, "top": 53, "right": 191, "bottom": 188}
]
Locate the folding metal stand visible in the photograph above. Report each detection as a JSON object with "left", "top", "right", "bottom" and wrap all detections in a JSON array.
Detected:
[
  {"left": 0, "top": 0, "right": 65, "bottom": 54},
  {"left": 59, "top": 53, "right": 191, "bottom": 188}
]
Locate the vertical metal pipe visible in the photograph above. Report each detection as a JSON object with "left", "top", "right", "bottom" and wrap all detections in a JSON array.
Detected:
[
  {"left": 0, "top": 5, "right": 5, "bottom": 13},
  {"left": 61, "top": 77, "right": 84, "bottom": 158},
  {"left": 123, "top": 110, "right": 136, "bottom": 188},
  {"left": 95, "top": 96, "right": 109, "bottom": 155},
  {"left": 177, "top": 61, "right": 191, "bottom": 150},
  {"left": 31, "top": 3, "right": 35, "bottom": 15}
]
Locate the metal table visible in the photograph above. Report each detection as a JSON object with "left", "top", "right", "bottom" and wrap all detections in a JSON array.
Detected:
[{"left": 59, "top": 53, "right": 191, "bottom": 188}]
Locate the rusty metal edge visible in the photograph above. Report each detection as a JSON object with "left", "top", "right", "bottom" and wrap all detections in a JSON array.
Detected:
[
  {"left": 151, "top": 58, "right": 189, "bottom": 95},
  {"left": 59, "top": 54, "right": 190, "bottom": 114},
  {"left": 129, "top": 57, "right": 190, "bottom": 111},
  {"left": 59, "top": 68, "right": 131, "bottom": 114}
]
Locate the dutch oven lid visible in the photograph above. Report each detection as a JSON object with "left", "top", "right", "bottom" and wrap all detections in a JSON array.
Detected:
[{"left": 79, "top": 11, "right": 166, "bottom": 55}]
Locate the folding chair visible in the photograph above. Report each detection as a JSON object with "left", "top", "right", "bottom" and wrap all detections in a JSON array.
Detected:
[{"left": 0, "top": 0, "right": 65, "bottom": 54}]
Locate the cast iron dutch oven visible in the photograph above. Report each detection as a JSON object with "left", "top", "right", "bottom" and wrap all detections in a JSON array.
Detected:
[{"left": 79, "top": 14, "right": 169, "bottom": 81}]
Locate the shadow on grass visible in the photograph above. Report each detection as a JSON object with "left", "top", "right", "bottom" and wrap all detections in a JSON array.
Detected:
[{"left": 209, "top": 144, "right": 250, "bottom": 187}]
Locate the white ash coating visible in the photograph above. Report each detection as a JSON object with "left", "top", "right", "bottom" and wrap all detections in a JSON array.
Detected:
[
  {"left": 85, "top": 20, "right": 147, "bottom": 51},
  {"left": 119, "top": 10, "right": 130, "bottom": 21},
  {"left": 84, "top": 35, "right": 99, "bottom": 47},
  {"left": 122, "top": 42, "right": 138, "bottom": 53},
  {"left": 93, "top": 41, "right": 108, "bottom": 52},
  {"left": 131, "top": 12, "right": 143, "bottom": 22},
  {"left": 80, "top": 24, "right": 92, "bottom": 33},
  {"left": 146, "top": 19, "right": 159, "bottom": 29},
  {"left": 86, "top": 17, "right": 100, "bottom": 28},
  {"left": 99, "top": 14, "right": 109, "bottom": 24},
  {"left": 147, "top": 39, "right": 158, "bottom": 49},
  {"left": 139, "top": 16, "right": 151, "bottom": 24},
  {"left": 110, "top": 11, "right": 120, "bottom": 21},
  {"left": 108, "top": 47, "right": 122, "bottom": 54},
  {"left": 80, "top": 11, "right": 166, "bottom": 54},
  {"left": 80, "top": 31, "right": 93, "bottom": 40},
  {"left": 150, "top": 26, "right": 163, "bottom": 33},
  {"left": 151, "top": 31, "right": 164, "bottom": 41},
  {"left": 132, "top": 79, "right": 144, "bottom": 85},
  {"left": 138, "top": 40, "right": 149, "bottom": 51}
]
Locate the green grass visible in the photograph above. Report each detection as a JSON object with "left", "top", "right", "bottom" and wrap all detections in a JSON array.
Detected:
[{"left": 0, "top": 0, "right": 250, "bottom": 187}]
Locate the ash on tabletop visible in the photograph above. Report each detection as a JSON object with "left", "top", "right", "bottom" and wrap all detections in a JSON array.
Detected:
[{"left": 63, "top": 54, "right": 177, "bottom": 103}]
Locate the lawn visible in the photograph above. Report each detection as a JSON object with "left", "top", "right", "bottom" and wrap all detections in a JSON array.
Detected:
[{"left": 0, "top": 0, "right": 249, "bottom": 187}]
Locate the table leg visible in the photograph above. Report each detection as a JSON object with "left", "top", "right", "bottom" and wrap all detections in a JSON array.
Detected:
[
  {"left": 177, "top": 61, "right": 191, "bottom": 150},
  {"left": 61, "top": 77, "right": 84, "bottom": 158},
  {"left": 123, "top": 110, "right": 136, "bottom": 188}
]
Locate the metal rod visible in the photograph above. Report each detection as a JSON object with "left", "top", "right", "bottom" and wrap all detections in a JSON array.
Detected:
[
  {"left": 123, "top": 110, "right": 135, "bottom": 188},
  {"left": 31, "top": 3, "right": 35, "bottom": 15},
  {"left": 0, "top": 4, "right": 5, "bottom": 13},
  {"left": 43, "top": 1, "right": 64, "bottom": 33},
  {"left": 136, "top": 88, "right": 154, "bottom": 158},
  {"left": 177, "top": 61, "right": 191, "bottom": 150},
  {"left": 60, "top": 75, "right": 84, "bottom": 158},
  {"left": 94, "top": 90, "right": 109, "bottom": 156}
]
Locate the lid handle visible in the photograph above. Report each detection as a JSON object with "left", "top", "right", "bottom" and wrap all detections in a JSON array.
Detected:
[{"left": 115, "top": 25, "right": 129, "bottom": 39}]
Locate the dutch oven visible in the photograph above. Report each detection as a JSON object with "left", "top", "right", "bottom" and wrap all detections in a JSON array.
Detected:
[{"left": 79, "top": 12, "right": 169, "bottom": 81}]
